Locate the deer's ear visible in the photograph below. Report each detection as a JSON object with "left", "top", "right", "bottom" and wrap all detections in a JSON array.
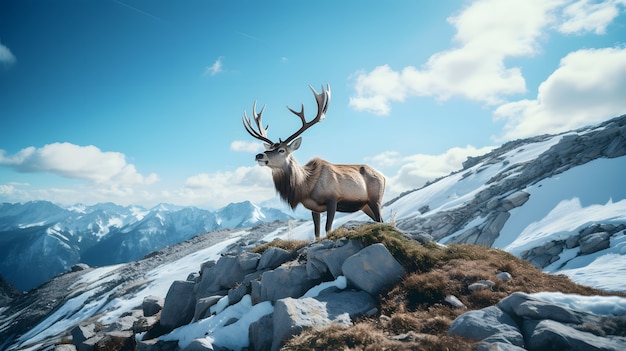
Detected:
[
  {"left": 288, "top": 137, "right": 302, "bottom": 151},
  {"left": 263, "top": 143, "right": 273, "bottom": 151}
]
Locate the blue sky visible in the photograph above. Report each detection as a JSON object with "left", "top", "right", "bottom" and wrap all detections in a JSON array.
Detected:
[{"left": 1, "top": 0, "right": 625, "bottom": 210}]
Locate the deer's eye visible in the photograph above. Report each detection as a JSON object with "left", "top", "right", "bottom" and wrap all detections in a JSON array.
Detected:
[{"left": 278, "top": 148, "right": 286, "bottom": 154}]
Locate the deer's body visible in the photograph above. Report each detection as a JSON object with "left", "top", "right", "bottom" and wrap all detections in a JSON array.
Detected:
[{"left": 243, "top": 84, "right": 386, "bottom": 238}]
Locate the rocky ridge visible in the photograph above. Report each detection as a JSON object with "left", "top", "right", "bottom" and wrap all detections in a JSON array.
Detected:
[
  {"left": 3, "top": 115, "right": 626, "bottom": 351},
  {"left": 395, "top": 114, "right": 626, "bottom": 265},
  {"left": 56, "top": 224, "right": 626, "bottom": 351}
]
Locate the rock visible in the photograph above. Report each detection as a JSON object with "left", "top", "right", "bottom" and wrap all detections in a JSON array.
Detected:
[
  {"left": 523, "top": 319, "right": 626, "bottom": 351},
  {"left": 93, "top": 331, "right": 136, "bottom": 351},
  {"left": 565, "top": 235, "right": 580, "bottom": 249},
  {"left": 579, "top": 231, "right": 611, "bottom": 255},
  {"left": 107, "top": 312, "right": 141, "bottom": 331},
  {"left": 196, "top": 254, "right": 258, "bottom": 298},
  {"left": 478, "top": 212, "right": 511, "bottom": 246},
  {"left": 305, "top": 240, "right": 335, "bottom": 279},
  {"left": 497, "top": 292, "right": 599, "bottom": 325},
  {"left": 160, "top": 280, "right": 196, "bottom": 330},
  {"left": 213, "top": 255, "right": 257, "bottom": 289},
  {"left": 187, "top": 272, "right": 200, "bottom": 282},
  {"left": 257, "top": 263, "right": 318, "bottom": 303},
  {"left": 227, "top": 283, "right": 248, "bottom": 305},
  {"left": 448, "top": 306, "right": 524, "bottom": 347},
  {"left": 450, "top": 292, "right": 626, "bottom": 351},
  {"left": 55, "top": 344, "right": 77, "bottom": 351},
  {"left": 249, "top": 313, "right": 273, "bottom": 351},
  {"left": 404, "top": 231, "right": 434, "bottom": 244},
  {"left": 193, "top": 295, "right": 223, "bottom": 321},
  {"left": 71, "top": 324, "right": 96, "bottom": 348},
  {"left": 469, "top": 280, "right": 495, "bottom": 292},
  {"left": 258, "top": 246, "right": 295, "bottom": 270},
  {"left": 132, "top": 315, "right": 159, "bottom": 333},
  {"left": 323, "top": 239, "right": 365, "bottom": 277},
  {"left": 271, "top": 290, "right": 377, "bottom": 351},
  {"left": 137, "top": 339, "right": 178, "bottom": 351},
  {"left": 70, "top": 263, "right": 90, "bottom": 272},
  {"left": 78, "top": 335, "right": 103, "bottom": 351},
  {"left": 500, "top": 191, "right": 529, "bottom": 210},
  {"left": 445, "top": 295, "right": 466, "bottom": 309},
  {"left": 307, "top": 239, "right": 364, "bottom": 279},
  {"left": 475, "top": 341, "right": 526, "bottom": 351},
  {"left": 237, "top": 251, "right": 261, "bottom": 271},
  {"left": 182, "top": 338, "right": 214, "bottom": 351},
  {"left": 342, "top": 243, "right": 405, "bottom": 296},
  {"left": 143, "top": 295, "right": 164, "bottom": 317},
  {"left": 495, "top": 272, "right": 511, "bottom": 282}
]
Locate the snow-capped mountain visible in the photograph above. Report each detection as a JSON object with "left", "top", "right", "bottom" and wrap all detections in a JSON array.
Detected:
[
  {"left": 0, "top": 201, "right": 293, "bottom": 291},
  {"left": 216, "top": 201, "right": 291, "bottom": 228},
  {"left": 1, "top": 115, "right": 625, "bottom": 351}
]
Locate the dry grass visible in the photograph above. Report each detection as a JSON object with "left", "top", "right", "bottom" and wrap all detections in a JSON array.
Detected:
[
  {"left": 250, "top": 238, "right": 309, "bottom": 254},
  {"left": 282, "top": 223, "right": 625, "bottom": 350}
]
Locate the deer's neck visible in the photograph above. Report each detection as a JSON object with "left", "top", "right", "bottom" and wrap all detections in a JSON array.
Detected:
[{"left": 272, "top": 157, "right": 312, "bottom": 209}]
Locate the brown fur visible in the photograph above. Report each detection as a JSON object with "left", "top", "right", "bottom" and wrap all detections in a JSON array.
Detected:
[
  {"left": 244, "top": 84, "right": 386, "bottom": 238},
  {"left": 262, "top": 142, "right": 385, "bottom": 238}
]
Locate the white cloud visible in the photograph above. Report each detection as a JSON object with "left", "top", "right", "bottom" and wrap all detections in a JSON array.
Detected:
[
  {"left": 349, "top": 0, "right": 560, "bottom": 115},
  {"left": 494, "top": 47, "right": 626, "bottom": 141},
  {"left": 0, "top": 184, "right": 15, "bottom": 195},
  {"left": 181, "top": 166, "right": 275, "bottom": 207},
  {"left": 370, "top": 145, "right": 494, "bottom": 199},
  {"left": 0, "top": 41, "right": 16, "bottom": 66},
  {"left": 230, "top": 140, "right": 263, "bottom": 153},
  {"left": 205, "top": 56, "right": 223, "bottom": 76},
  {"left": 0, "top": 142, "right": 158, "bottom": 186},
  {"left": 557, "top": 0, "right": 626, "bottom": 34}
]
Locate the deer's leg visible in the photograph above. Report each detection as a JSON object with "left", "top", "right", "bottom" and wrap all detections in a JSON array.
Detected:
[
  {"left": 312, "top": 212, "right": 321, "bottom": 238},
  {"left": 367, "top": 201, "right": 383, "bottom": 223},
  {"left": 325, "top": 200, "right": 337, "bottom": 234}
]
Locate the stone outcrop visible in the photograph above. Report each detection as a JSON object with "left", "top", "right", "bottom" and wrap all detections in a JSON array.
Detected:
[
  {"left": 29, "top": 230, "right": 410, "bottom": 351},
  {"left": 127, "top": 235, "right": 405, "bottom": 351},
  {"left": 341, "top": 243, "right": 405, "bottom": 296},
  {"left": 396, "top": 115, "right": 626, "bottom": 248},
  {"left": 60, "top": 223, "right": 626, "bottom": 351},
  {"left": 521, "top": 223, "right": 626, "bottom": 269},
  {"left": 449, "top": 292, "right": 626, "bottom": 351},
  {"left": 270, "top": 290, "right": 377, "bottom": 351}
]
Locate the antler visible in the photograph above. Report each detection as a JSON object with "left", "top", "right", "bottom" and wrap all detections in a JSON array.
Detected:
[
  {"left": 282, "top": 84, "right": 331, "bottom": 144},
  {"left": 242, "top": 101, "right": 274, "bottom": 145}
]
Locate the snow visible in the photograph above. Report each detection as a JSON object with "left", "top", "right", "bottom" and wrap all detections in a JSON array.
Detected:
[
  {"left": 69, "top": 264, "right": 124, "bottom": 290},
  {"left": 161, "top": 295, "right": 274, "bottom": 350},
  {"left": 381, "top": 135, "right": 564, "bottom": 221},
  {"left": 15, "top": 288, "right": 113, "bottom": 346},
  {"left": 501, "top": 197, "right": 626, "bottom": 256},
  {"left": 531, "top": 291, "right": 626, "bottom": 316},
  {"left": 159, "top": 275, "right": 349, "bottom": 350},
  {"left": 557, "top": 251, "right": 626, "bottom": 292},
  {"left": 18, "top": 221, "right": 46, "bottom": 229},
  {"left": 302, "top": 276, "right": 348, "bottom": 298},
  {"left": 98, "top": 232, "right": 247, "bottom": 324},
  {"left": 495, "top": 156, "right": 626, "bottom": 253},
  {"left": 8, "top": 128, "right": 626, "bottom": 350}
]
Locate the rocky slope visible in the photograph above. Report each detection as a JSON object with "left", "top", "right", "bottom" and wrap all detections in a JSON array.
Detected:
[{"left": 1, "top": 114, "right": 626, "bottom": 350}]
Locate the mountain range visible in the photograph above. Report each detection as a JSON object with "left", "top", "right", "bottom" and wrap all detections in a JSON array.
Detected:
[
  {"left": 0, "top": 114, "right": 625, "bottom": 350},
  {"left": 0, "top": 201, "right": 294, "bottom": 291}
]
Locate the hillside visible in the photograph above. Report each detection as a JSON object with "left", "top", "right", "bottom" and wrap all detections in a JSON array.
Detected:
[
  {"left": 0, "top": 200, "right": 293, "bottom": 291},
  {"left": 1, "top": 114, "right": 625, "bottom": 350}
]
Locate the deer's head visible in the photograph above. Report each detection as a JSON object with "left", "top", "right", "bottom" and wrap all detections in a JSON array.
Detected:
[{"left": 243, "top": 85, "right": 331, "bottom": 170}]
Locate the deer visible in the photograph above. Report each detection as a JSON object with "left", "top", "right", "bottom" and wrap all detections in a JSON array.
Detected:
[{"left": 242, "top": 84, "right": 386, "bottom": 238}]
